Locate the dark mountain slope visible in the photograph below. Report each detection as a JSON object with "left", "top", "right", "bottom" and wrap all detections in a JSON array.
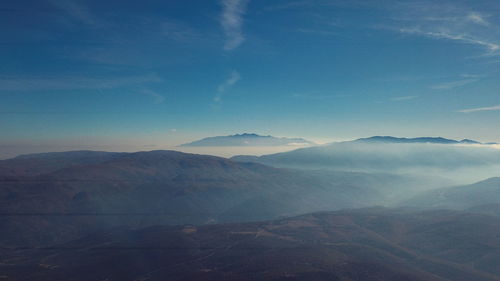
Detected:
[
  {"left": 0, "top": 150, "right": 422, "bottom": 247},
  {"left": 0, "top": 150, "right": 124, "bottom": 177},
  {"left": 3, "top": 208, "right": 500, "bottom": 281},
  {"left": 467, "top": 203, "right": 500, "bottom": 216}
]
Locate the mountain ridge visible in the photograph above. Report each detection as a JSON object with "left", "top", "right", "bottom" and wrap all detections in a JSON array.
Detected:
[
  {"left": 354, "top": 136, "right": 491, "bottom": 144},
  {"left": 231, "top": 136, "right": 500, "bottom": 180},
  {"left": 0, "top": 149, "right": 431, "bottom": 247},
  {"left": 4, "top": 208, "right": 500, "bottom": 281},
  {"left": 180, "top": 133, "right": 316, "bottom": 147}
]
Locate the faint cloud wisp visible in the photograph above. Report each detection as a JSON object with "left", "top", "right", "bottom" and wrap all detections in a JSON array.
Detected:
[
  {"left": 49, "top": 0, "right": 99, "bottom": 26},
  {"left": 220, "top": 0, "right": 249, "bottom": 50},
  {"left": 0, "top": 74, "right": 163, "bottom": 92},
  {"left": 214, "top": 71, "right": 241, "bottom": 102},
  {"left": 398, "top": 27, "right": 500, "bottom": 53},
  {"left": 430, "top": 78, "right": 479, "bottom": 90},
  {"left": 458, "top": 105, "right": 500, "bottom": 113},
  {"left": 466, "top": 12, "right": 489, "bottom": 26},
  {"left": 391, "top": 95, "right": 418, "bottom": 101},
  {"left": 382, "top": 1, "right": 500, "bottom": 56},
  {"left": 140, "top": 89, "right": 166, "bottom": 104}
]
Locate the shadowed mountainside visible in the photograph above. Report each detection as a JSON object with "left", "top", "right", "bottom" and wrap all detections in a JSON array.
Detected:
[
  {"left": 0, "top": 150, "right": 431, "bottom": 247},
  {"left": 2, "top": 208, "right": 500, "bottom": 281},
  {"left": 0, "top": 150, "right": 125, "bottom": 177}
]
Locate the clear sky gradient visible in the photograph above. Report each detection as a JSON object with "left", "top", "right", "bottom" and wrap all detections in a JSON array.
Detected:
[{"left": 1, "top": 0, "right": 500, "bottom": 157}]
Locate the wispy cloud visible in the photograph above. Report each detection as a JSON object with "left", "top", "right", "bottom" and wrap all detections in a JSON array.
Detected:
[
  {"left": 263, "top": 0, "right": 310, "bottom": 12},
  {"left": 160, "top": 21, "right": 203, "bottom": 43},
  {"left": 391, "top": 95, "right": 418, "bottom": 101},
  {"left": 214, "top": 71, "right": 241, "bottom": 102},
  {"left": 430, "top": 78, "right": 479, "bottom": 90},
  {"left": 466, "top": 12, "right": 489, "bottom": 26},
  {"left": 71, "top": 17, "right": 212, "bottom": 67},
  {"left": 297, "top": 28, "right": 338, "bottom": 36},
  {"left": 293, "top": 93, "right": 349, "bottom": 100},
  {"left": 0, "top": 74, "right": 163, "bottom": 92},
  {"left": 140, "top": 89, "right": 165, "bottom": 104},
  {"left": 268, "top": 1, "right": 500, "bottom": 56},
  {"left": 458, "top": 105, "right": 500, "bottom": 113},
  {"left": 382, "top": 1, "right": 500, "bottom": 56},
  {"left": 49, "top": 0, "right": 99, "bottom": 26},
  {"left": 46, "top": 1, "right": 210, "bottom": 66},
  {"left": 220, "top": 0, "right": 249, "bottom": 50},
  {"left": 263, "top": 0, "right": 379, "bottom": 12},
  {"left": 398, "top": 27, "right": 499, "bottom": 53}
]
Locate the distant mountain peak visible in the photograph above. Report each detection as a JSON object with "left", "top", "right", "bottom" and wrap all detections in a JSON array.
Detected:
[
  {"left": 13, "top": 150, "right": 116, "bottom": 160},
  {"left": 459, "top": 139, "right": 481, "bottom": 144},
  {"left": 180, "top": 133, "right": 315, "bottom": 147},
  {"left": 233, "top": 133, "right": 264, "bottom": 137},
  {"left": 355, "top": 136, "right": 486, "bottom": 145}
]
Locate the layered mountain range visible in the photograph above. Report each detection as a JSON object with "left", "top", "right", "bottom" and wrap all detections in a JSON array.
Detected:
[
  {"left": 0, "top": 149, "right": 435, "bottom": 247},
  {"left": 231, "top": 136, "right": 500, "bottom": 181},
  {"left": 2, "top": 136, "right": 500, "bottom": 280},
  {"left": 353, "top": 136, "right": 494, "bottom": 144}
]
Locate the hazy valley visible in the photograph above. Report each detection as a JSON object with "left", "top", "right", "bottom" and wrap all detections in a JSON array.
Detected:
[
  {"left": 5, "top": 0, "right": 500, "bottom": 279},
  {"left": 1, "top": 136, "right": 500, "bottom": 280}
]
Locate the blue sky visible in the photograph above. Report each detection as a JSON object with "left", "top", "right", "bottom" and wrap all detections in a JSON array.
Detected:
[{"left": 1, "top": 0, "right": 500, "bottom": 157}]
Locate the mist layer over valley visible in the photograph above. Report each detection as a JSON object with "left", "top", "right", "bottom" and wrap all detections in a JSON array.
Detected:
[
  {"left": 5, "top": 0, "right": 500, "bottom": 278},
  {"left": 233, "top": 138, "right": 500, "bottom": 184}
]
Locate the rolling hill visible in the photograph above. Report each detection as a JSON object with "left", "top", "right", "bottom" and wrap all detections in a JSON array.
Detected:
[
  {"left": 0, "top": 150, "right": 125, "bottom": 177},
  {"left": 0, "top": 150, "right": 430, "bottom": 247},
  {"left": 3, "top": 208, "right": 500, "bottom": 281}
]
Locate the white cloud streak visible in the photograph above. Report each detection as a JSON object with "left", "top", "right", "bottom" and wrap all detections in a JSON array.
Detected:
[
  {"left": 49, "top": 0, "right": 98, "bottom": 26},
  {"left": 159, "top": 21, "right": 204, "bottom": 43},
  {"left": 382, "top": 1, "right": 500, "bottom": 56},
  {"left": 466, "top": 12, "right": 489, "bottom": 26},
  {"left": 391, "top": 95, "right": 418, "bottom": 101},
  {"left": 140, "top": 89, "right": 165, "bottom": 104},
  {"left": 293, "top": 93, "right": 349, "bottom": 99},
  {"left": 0, "top": 74, "right": 163, "bottom": 92},
  {"left": 430, "top": 78, "right": 479, "bottom": 90},
  {"left": 399, "top": 27, "right": 500, "bottom": 53},
  {"left": 220, "top": 0, "right": 249, "bottom": 50},
  {"left": 458, "top": 105, "right": 500, "bottom": 113},
  {"left": 214, "top": 71, "right": 241, "bottom": 102}
]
